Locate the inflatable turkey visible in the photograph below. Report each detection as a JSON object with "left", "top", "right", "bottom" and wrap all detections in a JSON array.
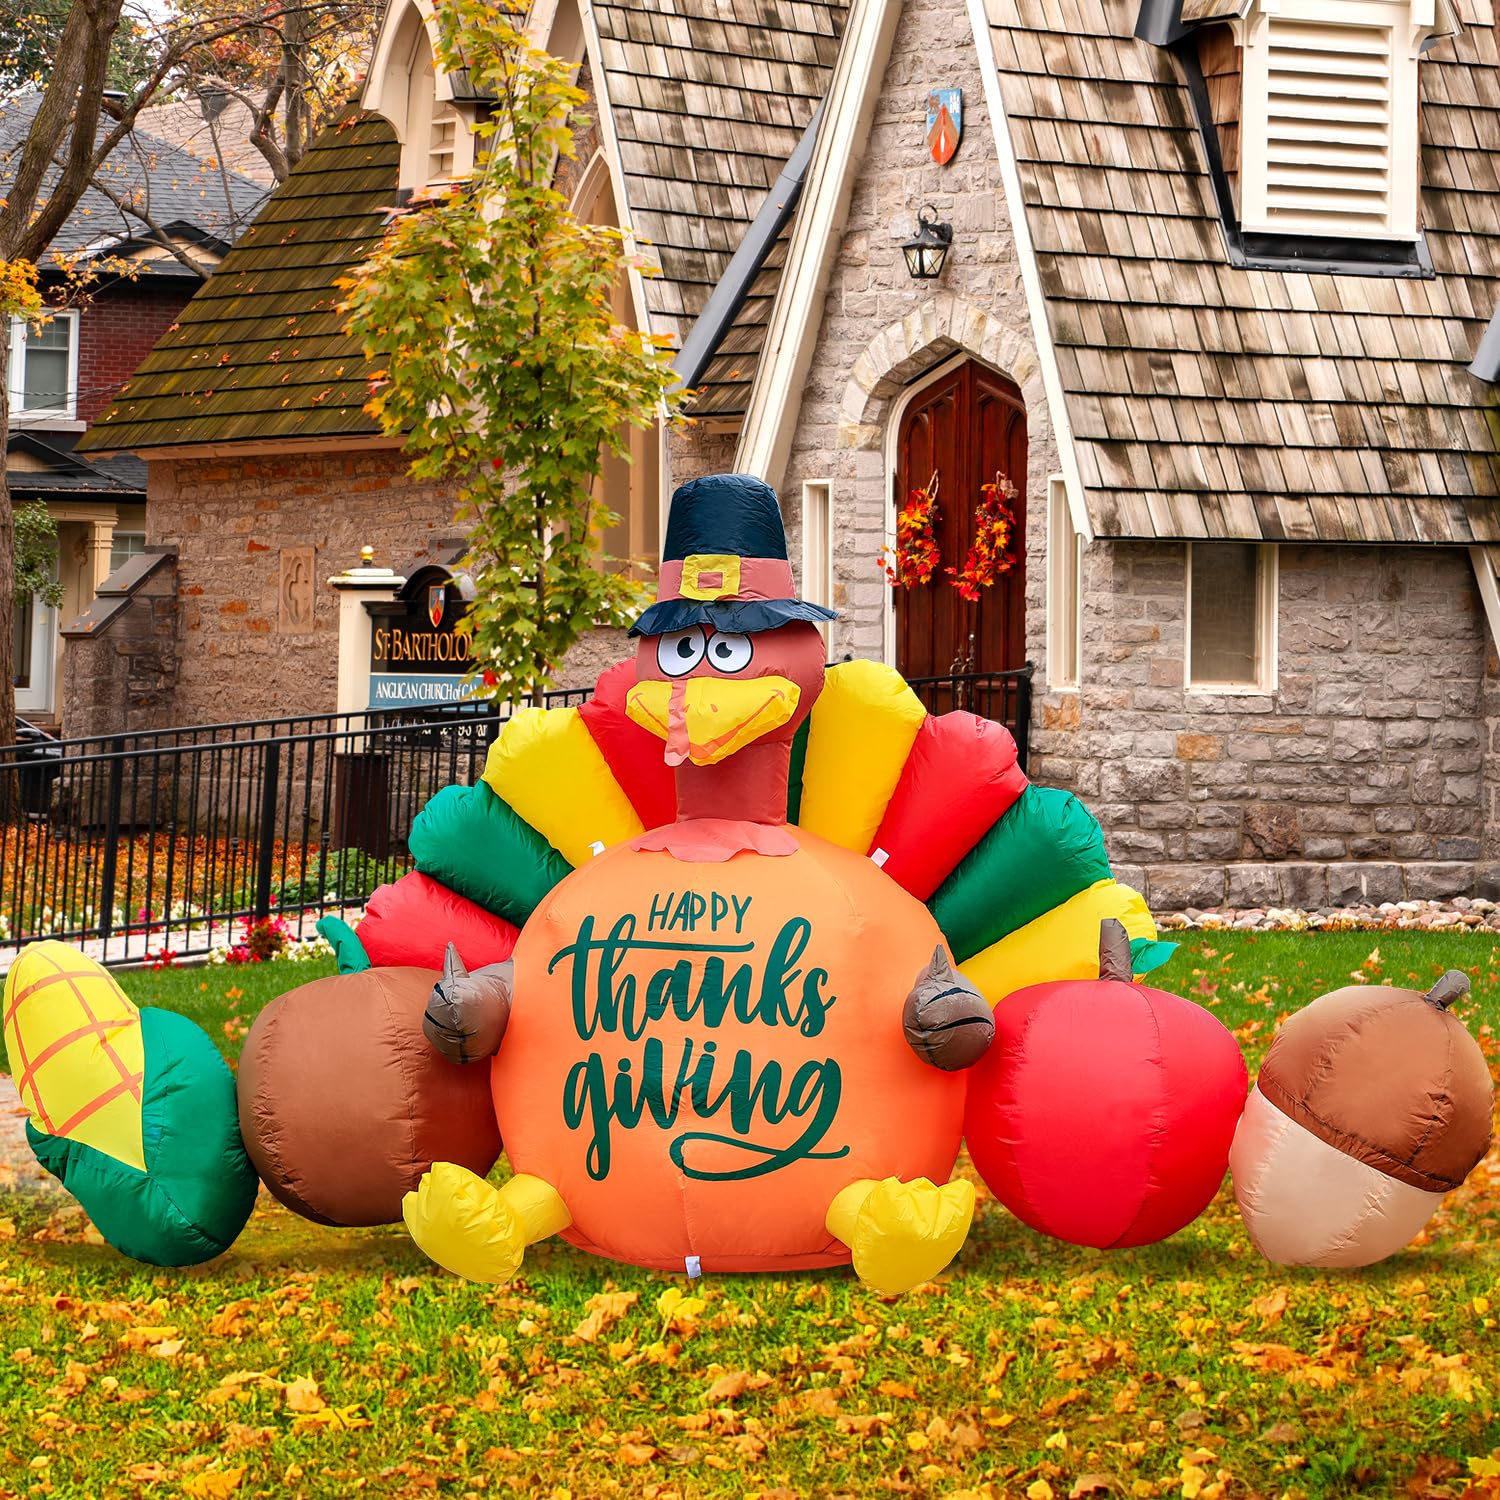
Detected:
[
  {"left": 2, "top": 474, "right": 1164, "bottom": 1295},
  {"left": 382, "top": 474, "right": 1159, "bottom": 1294}
]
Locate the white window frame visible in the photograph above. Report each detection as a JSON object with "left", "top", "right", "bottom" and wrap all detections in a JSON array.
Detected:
[
  {"left": 1045, "top": 473, "right": 1082, "bottom": 691},
  {"left": 109, "top": 530, "right": 147, "bottom": 576},
  {"left": 1185, "top": 542, "right": 1279, "bottom": 696},
  {"left": 1235, "top": 0, "right": 1426, "bottom": 241},
  {"left": 801, "top": 480, "right": 835, "bottom": 651},
  {"left": 8, "top": 311, "right": 80, "bottom": 424}
]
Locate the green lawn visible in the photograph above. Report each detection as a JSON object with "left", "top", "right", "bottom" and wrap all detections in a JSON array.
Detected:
[{"left": 0, "top": 934, "right": 1496, "bottom": 1499}]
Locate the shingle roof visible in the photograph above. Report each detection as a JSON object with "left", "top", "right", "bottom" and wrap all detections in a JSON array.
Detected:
[
  {"left": 0, "top": 92, "right": 269, "bottom": 265},
  {"left": 77, "top": 109, "right": 397, "bottom": 454},
  {"left": 136, "top": 96, "right": 278, "bottom": 187},
  {"left": 982, "top": 0, "right": 1500, "bottom": 543},
  {"left": 689, "top": 223, "right": 790, "bottom": 417},
  {"left": 6, "top": 433, "right": 145, "bottom": 499},
  {"left": 593, "top": 0, "right": 846, "bottom": 411}
]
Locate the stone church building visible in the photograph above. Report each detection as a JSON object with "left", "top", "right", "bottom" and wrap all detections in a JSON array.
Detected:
[{"left": 77, "top": 0, "right": 1500, "bottom": 910}]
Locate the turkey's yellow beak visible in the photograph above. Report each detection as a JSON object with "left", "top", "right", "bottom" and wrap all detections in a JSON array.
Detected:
[{"left": 626, "top": 676, "right": 800, "bottom": 767}]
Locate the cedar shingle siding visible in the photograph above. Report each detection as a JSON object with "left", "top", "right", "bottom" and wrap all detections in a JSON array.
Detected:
[
  {"left": 594, "top": 0, "right": 846, "bottom": 412},
  {"left": 982, "top": 0, "right": 1500, "bottom": 543},
  {"left": 78, "top": 111, "right": 398, "bottom": 453}
]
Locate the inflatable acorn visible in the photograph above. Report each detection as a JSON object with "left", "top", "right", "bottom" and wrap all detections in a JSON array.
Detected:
[
  {"left": 964, "top": 920, "right": 1245, "bottom": 1249},
  {"left": 1231, "top": 970, "right": 1494, "bottom": 1267}
]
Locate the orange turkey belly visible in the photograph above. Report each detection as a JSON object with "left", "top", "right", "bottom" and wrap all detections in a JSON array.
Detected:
[{"left": 492, "top": 830, "right": 966, "bottom": 1272}]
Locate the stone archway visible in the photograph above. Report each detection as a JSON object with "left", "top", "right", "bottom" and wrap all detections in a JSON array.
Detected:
[
  {"left": 825, "top": 294, "right": 1047, "bottom": 666},
  {"left": 836, "top": 293, "right": 1046, "bottom": 453}
]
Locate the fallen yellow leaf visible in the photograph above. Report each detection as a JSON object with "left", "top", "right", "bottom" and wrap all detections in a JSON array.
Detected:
[
  {"left": 706, "top": 1369, "right": 771, "bottom": 1402},
  {"left": 290, "top": 1404, "right": 371, "bottom": 1434},
  {"left": 181, "top": 1469, "right": 246, "bottom": 1499},
  {"left": 282, "top": 1376, "right": 325, "bottom": 1414},
  {"left": 572, "top": 1289, "right": 638, "bottom": 1343}
]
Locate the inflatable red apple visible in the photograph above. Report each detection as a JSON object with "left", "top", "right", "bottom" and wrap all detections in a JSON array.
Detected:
[{"left": 964, "top": 920, "right": 1248, "bottom": 1248}]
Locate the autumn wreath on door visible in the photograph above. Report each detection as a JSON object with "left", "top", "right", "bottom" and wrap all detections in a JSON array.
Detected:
[{"left": 880, "top": 469, "right": 1019, "bottom": 597}]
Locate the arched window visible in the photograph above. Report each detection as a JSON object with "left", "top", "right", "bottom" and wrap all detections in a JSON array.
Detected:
[{"left": 572, "top": 151, "right": 661, "bottom": 576}]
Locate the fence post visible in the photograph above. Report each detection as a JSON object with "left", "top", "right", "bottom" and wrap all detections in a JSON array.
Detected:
[
  {"left": 1015, "top": 663, "right": 1035, "bottom": 772},
  {"left": 97, "top": 737, "right": 125, "bottom": 942},
  {"left": 254, "top": 740, "right": 281, "bottom": 921}
]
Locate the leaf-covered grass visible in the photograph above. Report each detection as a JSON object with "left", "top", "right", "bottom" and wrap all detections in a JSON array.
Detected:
[{"left": 0, "top": 935, "right": 1496, "bottom": 1498}]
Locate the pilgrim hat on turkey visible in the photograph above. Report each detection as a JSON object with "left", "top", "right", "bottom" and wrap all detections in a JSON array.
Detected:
[{"left": 630, "top": 473, "right": 839, "bottom": 638}]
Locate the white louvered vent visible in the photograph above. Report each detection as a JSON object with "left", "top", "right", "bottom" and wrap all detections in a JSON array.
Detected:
[
  {"left": 1239, "top": 0, "right": 1422, "bottom": 241},
  {"left": 429, "top": 110, "right": 458, "bottom": 183},
  {"left": 1264, "top": 19, "right": 1392, "bottom": 230}
]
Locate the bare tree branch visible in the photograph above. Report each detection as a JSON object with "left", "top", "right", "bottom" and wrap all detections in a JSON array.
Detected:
[
  {"left": 74, "top": 155, "right": 217, "bottom": 278},
  {"left": 248, "top": 74, "right": 292, "bottom": 182},
  {"left": 2, "top": 0, "right": 126, "bottom": 261}
]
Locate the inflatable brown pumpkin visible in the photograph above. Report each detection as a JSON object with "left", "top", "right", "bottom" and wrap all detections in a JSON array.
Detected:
[
  {"left": 1230, "top": 970, "right": 1493, "bottom": 1267},
  {"left": 237, "top": 968, "right": 501, "bottom": 1226}
]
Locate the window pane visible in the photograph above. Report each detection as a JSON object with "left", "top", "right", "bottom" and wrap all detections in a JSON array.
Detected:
[
  {"left": 1190, "top": 544, "right": 1259, "bottom": 684},
  {"left": 29, "top": 319, "right": 71, "bottom": 350},
  {"left": 20, "top": 319, "right": 72, "bottom": 412},
  {"left": 110, "top": 532, "right": 146, "bottom": 574}
]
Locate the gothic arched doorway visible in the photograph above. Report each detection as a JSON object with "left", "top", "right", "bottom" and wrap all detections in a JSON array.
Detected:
[{"left": 893, "top": 359, "right": 1027, "bottom": 684}]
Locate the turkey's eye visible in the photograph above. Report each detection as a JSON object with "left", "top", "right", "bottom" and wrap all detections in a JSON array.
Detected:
[
  {"left": 656, "top": 627, "right": 706, "bottom": 677},
  {"left": 707, "top": 632, "right": 753, "bottom": 673}
]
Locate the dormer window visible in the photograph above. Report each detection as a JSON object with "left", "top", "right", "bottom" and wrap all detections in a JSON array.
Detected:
[
  {"left": 1135, "top": 0, "right": 1456, "bottom": 275},
  {"left": 364, "top": 0, "right": 483, "bottom": 195},
  {"left": 1239, "top": 0, "right": 1417, "bottom": 240}
]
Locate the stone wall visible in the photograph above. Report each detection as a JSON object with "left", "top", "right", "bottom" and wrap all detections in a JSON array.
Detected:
[
  {"left": 59, "top": 550, "right": 179, "bottom": 738},
  {"left": 667, "top": 426, "right": 739, "bottom": 492},
  {"left": 60, "top": 445, "right": 655, "bottom": 738},
  {"left": 1030, "top": 541, "right": 1492, "bottom": 908},
  {"left": 772, "top": 0, "right": 1059, "bottom": 678},
  {"left": 138, "top": 447, "right": 459, "bottom": 728}
]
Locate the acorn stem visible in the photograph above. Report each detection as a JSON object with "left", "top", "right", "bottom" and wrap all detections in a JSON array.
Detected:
[
  {"left": 1423, "top": 970, "right": 1470, "bottom": 1010},
  {"left": 1098, "top": 918, "right": 1135, "bottom": 983}
]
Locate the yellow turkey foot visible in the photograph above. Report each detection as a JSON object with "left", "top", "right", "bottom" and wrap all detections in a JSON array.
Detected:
[
  {"left": 402, "top": 1164, "right": 571, "bottom": 1284},
  {"left": 826, "top": 1176, "right": 976, "bottom": 1296}
]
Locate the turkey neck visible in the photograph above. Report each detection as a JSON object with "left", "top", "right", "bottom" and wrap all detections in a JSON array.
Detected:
[{"left": 674, "top": 739, "right": 791, "bottom": 826}]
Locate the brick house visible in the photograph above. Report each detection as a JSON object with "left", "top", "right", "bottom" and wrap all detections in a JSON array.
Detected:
[
  {"left": 79, "top": 0, "right": 1500, "bottom": 907},
  {"left": 2, "top": 94, "right": 267, "bottom": 726}
]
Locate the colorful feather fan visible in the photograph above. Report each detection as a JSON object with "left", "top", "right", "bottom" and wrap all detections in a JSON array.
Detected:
[{"left": 361, "top": 658, "right": 1165, "bottom": 1004}]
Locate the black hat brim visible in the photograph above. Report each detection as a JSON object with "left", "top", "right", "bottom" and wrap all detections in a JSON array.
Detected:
[{"left": 629, "top": 597, "right": 839, "bottom": 638}]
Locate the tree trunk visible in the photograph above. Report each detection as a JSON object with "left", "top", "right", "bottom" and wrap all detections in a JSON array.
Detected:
[
  {"left": 0, "top": 324, "right": 21, "bottom": 820},
  {"left": 283, "top": 2, "right": 309, "bottom": 170}
]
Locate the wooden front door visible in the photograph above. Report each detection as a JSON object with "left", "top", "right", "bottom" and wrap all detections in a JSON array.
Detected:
[{"left": 894, "top": 361, "right": 1027, "bottom": 679}]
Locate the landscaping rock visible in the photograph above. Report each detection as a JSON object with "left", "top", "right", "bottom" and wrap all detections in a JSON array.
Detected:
[{"left": 1154, "top": 897, "right": 1500, "bottom": 934}]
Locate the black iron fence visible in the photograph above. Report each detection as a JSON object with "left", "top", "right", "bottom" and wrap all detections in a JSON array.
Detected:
[
  {"left": 0, "top": 665, "right": 1032, "bottom": 966},
  {"left": 907, "top": 664, "right": 1034, "bottom": 767},
  {"left": 0, "top": 693, "right": 586, "bottom": 966}
]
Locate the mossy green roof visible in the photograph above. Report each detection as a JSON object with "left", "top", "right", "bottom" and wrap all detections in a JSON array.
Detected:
[{"left": 78, "top": 109, "right": 399, "bottom": 454}]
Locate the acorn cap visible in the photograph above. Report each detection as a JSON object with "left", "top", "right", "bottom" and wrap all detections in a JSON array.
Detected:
[{"left": 1256, "top": 973, "right": 1494, "bottom": 1194}]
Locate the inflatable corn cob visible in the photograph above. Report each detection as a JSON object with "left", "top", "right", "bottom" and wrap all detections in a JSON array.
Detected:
[{"left": 2, "top": 942, "right": 257, "bottom": 1265}]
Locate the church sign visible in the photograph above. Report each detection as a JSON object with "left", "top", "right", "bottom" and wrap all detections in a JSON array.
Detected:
[{"left": 365, "top": 564, "right": 478, "bottom": 708}]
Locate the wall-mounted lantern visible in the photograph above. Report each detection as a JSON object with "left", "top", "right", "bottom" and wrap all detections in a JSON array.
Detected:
[{"left": 901, "top": 204, "right": 953, "bottom": 281}]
